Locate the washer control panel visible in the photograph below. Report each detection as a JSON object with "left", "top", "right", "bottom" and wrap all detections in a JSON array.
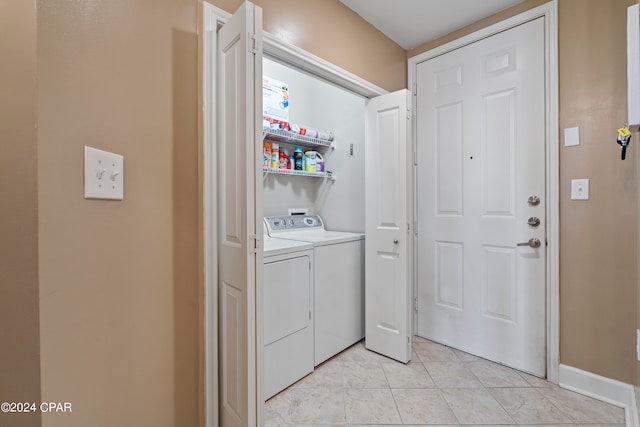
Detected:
[{"left": 264, "top": 215, "right": 324, "bottom": 233}]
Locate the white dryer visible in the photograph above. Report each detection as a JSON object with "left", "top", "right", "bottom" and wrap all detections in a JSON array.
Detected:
[
  {"left": 263, "top": 228, "right": 314, "bottom": 400},
  {"left": 264, "top": 215, "right": 364, "bottom": 366}
]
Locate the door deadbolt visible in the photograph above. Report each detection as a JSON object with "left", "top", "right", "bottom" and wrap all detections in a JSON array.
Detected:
[
  {"left": 527, "top": 217, "right": 541, "bottom": 227},
  {"left": 527, "top": 195, "right": 541, "bottom": 206},
  {"left": 517, "top": 238, "right": 541, "bottom": 248}
]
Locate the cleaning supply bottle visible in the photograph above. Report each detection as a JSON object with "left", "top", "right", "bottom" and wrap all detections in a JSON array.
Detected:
[
  {"left": 279, "top": 149, "right": 289, "bottom": 169},
  {"left": 304, "top": 150, "right": 317, "bottom": 172},
  {"left": 293, "top": 146, "right": 303, "bottom": 171},
  {"left": 315, "top": 152, "right": 324, "bottom": 172},
  {"left": 271, "top": 143, "right": 279, "bottom": 169},
  {"left": 263, "top": 142, "right": 271, "bottom": 167}
]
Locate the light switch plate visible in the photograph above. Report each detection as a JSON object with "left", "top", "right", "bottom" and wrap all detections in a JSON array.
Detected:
[
  {"left": 570, "top": 178, "right": 589, "bottom": 200},
  {"left": 84, "top": 146, "right": 124, "bottom": 200},
  {"left": 564, "top": 126, "right": 580, "bottom": 147}
]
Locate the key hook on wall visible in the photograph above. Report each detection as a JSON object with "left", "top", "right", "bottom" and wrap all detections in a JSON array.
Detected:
[{"left": 617, "top": 126, "right": 632, "bottom": 160}]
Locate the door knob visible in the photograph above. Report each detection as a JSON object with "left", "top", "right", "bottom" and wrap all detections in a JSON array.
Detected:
[
  {"left": 393, "top": 239, "right": 399, "bottom": 244},
  {"left": 527, "top": 195, "right": 541, "bottom": 206},
  {"left": 527, "top": 217, "right": 541, "bottom": 227},
  {"left": 517, "top": 238, "right": 541, "bottom": 248}
]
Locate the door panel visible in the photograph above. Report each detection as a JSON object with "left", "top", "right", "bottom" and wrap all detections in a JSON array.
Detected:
[
  {"left": 365, "top": 89, "right": 412, "bottom": 364},
  {"left": 483, "top": 89, "right": 515, "bottom": 216},
  {"left": 435, "top": 102, "right": 463, "bottom": 215},
  {"left": 218, "top": 2, "right": 263, "bottom": 426},
  {"left": 435, "top": 241, "right": 464, "bottom": 310},
  {"left": 263, "top": 256, "right": 311, "bottom": 346},
  {"left": 417, "top": 18, "right": 546, "bottom": 376}
]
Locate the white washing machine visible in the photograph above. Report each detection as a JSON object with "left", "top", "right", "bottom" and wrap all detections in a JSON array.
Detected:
[
  {"left": 264, "top": 215, "right": 364, "bottom": 366},
  {"left": 263, "top": 228, "right": 314, "bottom": 400}
]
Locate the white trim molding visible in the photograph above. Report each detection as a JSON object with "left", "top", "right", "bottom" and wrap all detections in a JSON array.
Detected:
[
  {"left": 559, "top": 364, "right": 639, "bottom": 427},
  {"left": 202, "top": 3, "right": 390, "bottom": 426},
  {"left": 262, "top": 33, "right": 387, "bottom": 99},
  {"left": 635, "top": 387, "right": 640, "bottom": 427},
  {"left": 202, "top": 4, "right": 230, "bottom": 427},
  {"left": 407, "top": 0, "right": 559, "bottom": 384}
]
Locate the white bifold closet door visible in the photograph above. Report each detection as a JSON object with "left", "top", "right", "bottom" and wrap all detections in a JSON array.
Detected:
[
  {"left": 365, "top": 89, "right": 413, "bottom": 364},
  {"left": 217, "top": 2, "right": 263, "bottom": 426}
]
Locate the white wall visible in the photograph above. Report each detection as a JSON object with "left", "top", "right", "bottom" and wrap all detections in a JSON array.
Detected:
[
  {"left": 263, "top": 57, "right": 365, "bottom": 232},
  {"left": 315, "top": 86, "right": 365, "bottom": 233}
]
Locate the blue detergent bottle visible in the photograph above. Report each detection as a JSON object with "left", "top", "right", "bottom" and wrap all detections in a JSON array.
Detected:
[{"left": 293, "top": 146, "right": 303, "bottom": 171}]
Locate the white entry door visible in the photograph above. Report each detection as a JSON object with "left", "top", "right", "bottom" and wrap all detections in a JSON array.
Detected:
[
  {"left": 365, "top": 89, "right": 413, "bottom": 364},
  {"left": 217, "top": 2, "right": 263, "bottom": 426},
  {"left": 416, "top": 18, "right": 546, "bottom": 376}
]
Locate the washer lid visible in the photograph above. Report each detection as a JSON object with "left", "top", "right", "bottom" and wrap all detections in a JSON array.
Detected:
[
  {"left": 263, "top": 234, "right": 313, "bottom": 256},
  {"left": 270, "top": 229, "right": 364, "bottom": 246}
]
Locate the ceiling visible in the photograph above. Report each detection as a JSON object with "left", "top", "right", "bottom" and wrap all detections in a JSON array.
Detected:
[{"left": 339, "top": 0, "right": 525, "bottom": 50}]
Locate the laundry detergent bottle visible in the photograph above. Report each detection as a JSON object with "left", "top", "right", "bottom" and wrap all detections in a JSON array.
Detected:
[
  {"left": 315, "top": 152, "right": 324, "bottom": 172},
  {"left": 304, "top": 150, "right": 317, "bottom": 172},
  {"left": 293, "top": 146, "right": 303, "bottom": 171}
]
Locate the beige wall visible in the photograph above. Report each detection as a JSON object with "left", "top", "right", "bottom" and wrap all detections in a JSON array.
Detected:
[
  {"left": 558, "top": 0, "right": 637, "bottom": 384},
  {"left": 209, "top": 0, "right": 407, "bottom": 92},
  {"left": 16, "top": 1, "right": 640, "bottom": 426},
  {"left": 37, "top": 0, "right": 200, "bottom": 426},
  {"left": 0, "top": 1, "right": 41, "bottom": 427},
  {"left": 408, "top": 0, "right": 549, "bottom": 58},
  {"left": 34, "top": 1, "right": 404, "bottom": 426},
  {"left": 410, "top": 0, "right": 639, "bottom": 385}
]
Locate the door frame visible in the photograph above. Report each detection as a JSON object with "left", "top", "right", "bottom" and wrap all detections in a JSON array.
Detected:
[
  {"left": 407, "top": 0, "right": 559, "bottom": 383},
  {"left": 201, "top": 4, "right": 222, "bottom": 426},
  {"left": 202, "top": 3, "right": 387, "bottom": 426}
]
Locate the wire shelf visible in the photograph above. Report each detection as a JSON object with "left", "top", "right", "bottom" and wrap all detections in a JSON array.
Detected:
[
  {"left": 262, "top": 167, "right": 333, "bottom": 179},
  {"left": 263, "top": 127, "right": 334, "bottom": 149}
]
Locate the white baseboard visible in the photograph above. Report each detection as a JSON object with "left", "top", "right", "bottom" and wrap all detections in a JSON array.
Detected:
[
  {"left": 634, "top": 386, "right": 640, "bottom": 427},
  {"left": 559, "top": 364, "right": 639, "bottom": 427}
]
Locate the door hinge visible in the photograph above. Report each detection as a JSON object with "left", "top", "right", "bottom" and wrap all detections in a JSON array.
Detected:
[
  {"left": 414, "top": 297, "right": 418, "bottom": 312},
  {"left": 413, "top": 151, "right": 417, "bottom": 166},
  {"left": 248, "top": 33, "right": 260, "bottom": 54},
  {"left": 414, "top": 221, "right": 418, "bottom": 236},
  {"left": 249, "top": 234, "right": 260, "bottom": 254},
  {"left": 407, "top": 109, "right": 411, "bottom": 121}
]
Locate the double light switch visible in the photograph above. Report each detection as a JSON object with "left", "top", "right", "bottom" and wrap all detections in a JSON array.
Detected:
[{"left": 84, "top": 146, "right": 124, "bottom": 200}]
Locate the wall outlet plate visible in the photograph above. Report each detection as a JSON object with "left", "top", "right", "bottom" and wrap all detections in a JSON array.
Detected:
[{"left": 84, "top": 146, "right": 124, "bottom": 200}]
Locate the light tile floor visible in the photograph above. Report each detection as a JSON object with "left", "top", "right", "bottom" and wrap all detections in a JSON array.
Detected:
[{"left": 265, "top": 336, "right": 626, "bottom": 426}]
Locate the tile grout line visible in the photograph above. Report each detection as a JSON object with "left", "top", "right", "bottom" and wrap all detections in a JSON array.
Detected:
[
  {"left": 387, "top": 384, "right": 404, "bottom": 425},
  {"left": 341, "top": 386, "right": 347, "bottom": 425},
  {"left": 436, "top": 387, "right": 463, "bottom": 426},
  {"left": 463, "top": 360, "right": 519, "bottom": 425},
  {"left": 516, "top": 374, "right": 580, "bottom": 425},
  {"left": 416, "top": 346, "right": 464, "bottom": 425}
]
